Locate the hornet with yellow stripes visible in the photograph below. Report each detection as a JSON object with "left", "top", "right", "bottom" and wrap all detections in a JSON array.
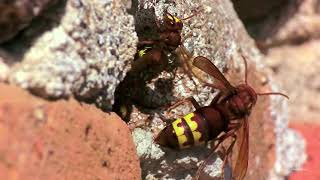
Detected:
[
  {"left": 113, "top": 8, "right": 201, "bottom": 120},
  {"left": 130, "top": 8, "right": 200, "bottom": 73},
  {"left": 155, "top": 54, "right": 289, "bottom": 180}
]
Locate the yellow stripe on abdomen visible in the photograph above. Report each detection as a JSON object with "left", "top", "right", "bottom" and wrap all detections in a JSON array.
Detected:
[
  {"left": 184, "top": 113, "right": 204, "bottom": 146},
  {"left": 172, "top": 118, "right": 189, "bottom": 148},
  {"left": 171, "top": 113, "right": 205, "bottom": 149}
]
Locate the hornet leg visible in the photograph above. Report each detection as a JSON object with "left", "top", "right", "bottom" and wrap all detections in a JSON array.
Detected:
[
  {"left": 210, "top": 122, "right": 241, "bottom": 152},
  {"left": 167, "top": 96, "right": 200, "bottom": 112}
]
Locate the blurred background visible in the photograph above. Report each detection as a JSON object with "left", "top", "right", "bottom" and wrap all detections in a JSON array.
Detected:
[{"left": 232, "top": 0, "right": 320, "bottom": 179}]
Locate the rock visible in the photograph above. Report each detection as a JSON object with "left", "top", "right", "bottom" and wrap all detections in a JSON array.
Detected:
[
  {"left": 268, "top": 88, "right": 306, "bottom": 179},
  {"left": 0, "top": 0, "right": 59, "bottom": 43},
  {"left": 265, "top": 40, "right": 320, "bottom": 122},
  {"left": 246, "top": 0, "right": 320, "bottom": 47},
  {"left": 5, "top": 0, "right": 138, "bottom": 110},
  {"left": 0, "top": 83, "right": 140, "bottom": 180},
  {"left": 114, "top": 0, "right": 305, "bottom": 179}
]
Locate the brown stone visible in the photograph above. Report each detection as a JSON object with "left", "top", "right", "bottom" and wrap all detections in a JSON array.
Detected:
[{"left": 0, "top": 84, "right": 140, "bottom": 180}]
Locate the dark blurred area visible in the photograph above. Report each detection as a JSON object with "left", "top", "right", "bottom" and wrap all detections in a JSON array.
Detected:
[{"left": 232, "top": 0, "right": 289, "bottom": 22}]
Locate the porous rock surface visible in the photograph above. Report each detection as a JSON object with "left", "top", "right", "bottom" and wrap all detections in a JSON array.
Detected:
[
  {"left": 2, "top": 0, "right": 137, "bottom": 110},
  {"left": 0, "top": 83, "right": 140, "bottom": 180},
  {"left": 116, "top": 0, "right": 305, "bottom": 179}
]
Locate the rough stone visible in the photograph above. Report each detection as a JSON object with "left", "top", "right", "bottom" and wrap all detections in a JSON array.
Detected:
[
  {"left": 0, "top": 83, "right": 141, "bottom": 180},
  {"left": 268, "top": 84, "right": 306, "bottom": 179},
  {"left": 6, "top": 0, "right": 138, "bottom": 110}
]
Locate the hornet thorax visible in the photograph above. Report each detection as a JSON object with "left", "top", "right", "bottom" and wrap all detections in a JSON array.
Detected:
[{"left": 219, "top": 84, "right": 257, "bottom": 120}]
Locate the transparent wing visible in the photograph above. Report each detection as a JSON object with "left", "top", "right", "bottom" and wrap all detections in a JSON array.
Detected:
[
  {"left": 177, "top": 46, "right": 223, "bottom": 90},
  {"left": 233, "top": 117, "right": 249, "bottom": 180},
  {"left": 193, "top": 56, "right": 235, "bottom": 93}
]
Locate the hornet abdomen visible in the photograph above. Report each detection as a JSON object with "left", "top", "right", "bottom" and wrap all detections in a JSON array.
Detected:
[{"left": 155, "top": 106, "right": 228, "bottom": 149}]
